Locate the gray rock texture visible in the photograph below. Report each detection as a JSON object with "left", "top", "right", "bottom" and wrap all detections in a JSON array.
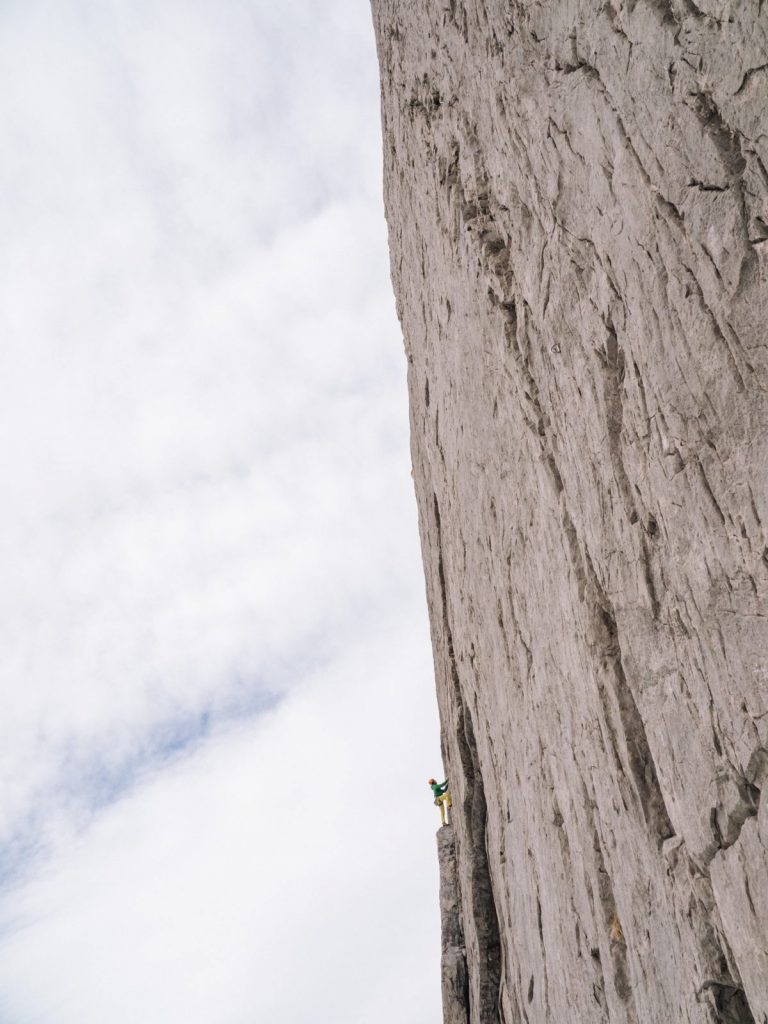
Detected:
[
  {"left": 370, "top": 2, "right": 768, "bottom": 1021},
  {"left": 438, "top": 825, "right": 470, "bottom": 1024}
]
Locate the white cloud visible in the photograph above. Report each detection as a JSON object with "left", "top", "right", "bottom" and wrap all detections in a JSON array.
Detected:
[
  {"left": 0, "top": 197, "right": 416, "bottom": 841},
  {"left": 0, "top": 1, "right": 444, "bottom": 1020},
  {"left": 0, "top": 616, "right": 441, "bottom": 1024}
]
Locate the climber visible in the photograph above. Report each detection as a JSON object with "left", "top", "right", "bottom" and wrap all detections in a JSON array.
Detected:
[{"left": 428, "top": 778, "right": 452, "bottom": 826}]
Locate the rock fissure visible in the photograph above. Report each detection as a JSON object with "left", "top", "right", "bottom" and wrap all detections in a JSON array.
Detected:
[{"left": 433, "top": 493, "right": 504, "bottom": 1024}]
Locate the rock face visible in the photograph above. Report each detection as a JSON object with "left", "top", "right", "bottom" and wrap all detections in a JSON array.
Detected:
[
  {"left": 438, "top": 825, "right": 470, "bottom": 1024},
  {"left": 370, "top": 2, "right": 768, "bottom": 1022}
]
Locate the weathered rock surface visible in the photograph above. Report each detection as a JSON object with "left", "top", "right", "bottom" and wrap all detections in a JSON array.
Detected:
[
  {"left": 371, "top": 2, "right": 768, "bottom": 1021},
  {"left": 438, "top": 825, "right": 470, "bottom": 1024}
]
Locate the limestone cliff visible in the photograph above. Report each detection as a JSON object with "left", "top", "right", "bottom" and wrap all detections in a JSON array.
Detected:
[{"left": 370, "top": 2, "right": 768, "bottom": 1021}]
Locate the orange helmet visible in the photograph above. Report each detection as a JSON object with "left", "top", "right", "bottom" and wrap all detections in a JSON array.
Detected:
[{"left": 428, "top": 778, "right": 436, "bottom": 785}]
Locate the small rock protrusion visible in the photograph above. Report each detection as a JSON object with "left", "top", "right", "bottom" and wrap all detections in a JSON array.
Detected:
[{"left": 662, "top": 835, "right": 684, "bottom": 870}]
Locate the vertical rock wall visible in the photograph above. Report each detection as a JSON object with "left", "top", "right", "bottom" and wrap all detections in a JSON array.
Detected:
[
  {"left": 438, "top": 825, "right": 470, "bottom": 1024},
  {"left": 370, "top": 2, "right": 768, "bottom": 1022}
]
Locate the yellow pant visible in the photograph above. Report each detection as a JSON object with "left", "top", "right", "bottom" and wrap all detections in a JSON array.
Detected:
[{"left": 436, "top": 791, "right": 452, "bottom": 825}]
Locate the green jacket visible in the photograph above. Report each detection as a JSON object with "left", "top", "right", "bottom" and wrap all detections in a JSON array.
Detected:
[{"left": 430, "top": 780, "right": 448, "bottom": 798}]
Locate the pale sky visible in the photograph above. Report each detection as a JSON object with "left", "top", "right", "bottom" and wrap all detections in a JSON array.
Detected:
[{"left": 0, "top": 2, "right": 443, "bottom": 1021}]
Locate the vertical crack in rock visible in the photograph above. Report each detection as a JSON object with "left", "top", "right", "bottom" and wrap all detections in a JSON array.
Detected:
[
  {"left": 590, "top": 824, "right": 638, "bottom": 1021},
  {"left": 582, "top": 545, "right": 675, "bottom": 844},
  {"left": 434, "top": 494, "right": 503, "bottom": 1024},
  {"left": 458, "top": 705, "right": 503, "bottom": 1024},
  {"left": 439, "top": 825, "right": 470, "bottom": 1024}
]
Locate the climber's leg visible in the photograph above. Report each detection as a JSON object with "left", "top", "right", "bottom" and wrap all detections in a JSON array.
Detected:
[{"left": 438, "top": 795, "right": 447, "bottom": 825}]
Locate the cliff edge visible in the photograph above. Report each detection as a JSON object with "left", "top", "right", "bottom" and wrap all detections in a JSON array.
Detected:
[{"left": 371, "top": 2, "right": 768, "bottom": 1021}]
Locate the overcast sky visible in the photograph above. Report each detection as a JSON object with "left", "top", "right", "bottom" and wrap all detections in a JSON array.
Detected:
[{"left": 0, "top": 2, "right": 443, "bottom": 1021}]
